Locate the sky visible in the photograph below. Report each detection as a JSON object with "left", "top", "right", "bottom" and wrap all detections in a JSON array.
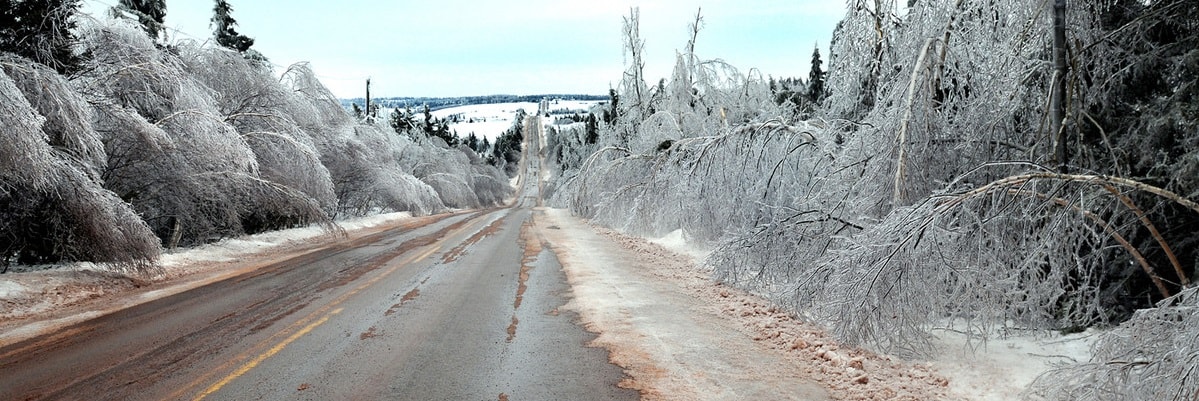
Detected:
[{"left": 80, "top": 1, "right": 844, "bottom": 98}]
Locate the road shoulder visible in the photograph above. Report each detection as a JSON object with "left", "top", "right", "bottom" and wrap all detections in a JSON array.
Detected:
[
  {"left": 0, "top": 212, "right": 447, "bottom": 348},
  {"left": 540, "top": 207, "right": 956, "bottom": 401}
]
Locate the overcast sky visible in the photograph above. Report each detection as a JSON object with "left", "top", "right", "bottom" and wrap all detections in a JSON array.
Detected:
[{"left": 80, "top": 1, "right": 844, "bottom": 98}]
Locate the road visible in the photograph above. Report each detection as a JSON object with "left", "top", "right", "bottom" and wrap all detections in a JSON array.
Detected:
[{"left": 0, "top": 116, "right": 637, "bottom": 401}]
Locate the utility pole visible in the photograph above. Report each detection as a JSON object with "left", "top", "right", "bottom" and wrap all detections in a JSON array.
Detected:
[{"left": 365, "top": 78, "right": 372, "bottom": 118}]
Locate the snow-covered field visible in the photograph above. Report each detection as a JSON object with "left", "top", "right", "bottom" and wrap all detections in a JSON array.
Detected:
[
  {"left": 430, "top": 100, "right": 605, "bottom": 143},
  {"left": 542, "top": 99, "right": 605, "bottom": 116},
  {"left": 432, "top": 102, "right": 538, "bottom": 142}
]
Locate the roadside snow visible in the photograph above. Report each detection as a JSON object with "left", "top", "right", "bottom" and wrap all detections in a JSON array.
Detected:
[
  {"left": 542, "top": 208, "right": 954, "bottom": 401},
  {"left": 929, "top": 327, "right": 1097, "bottom": 400},
  {"left": 161, "top": 212, "right": 412, "bottom": 270},
  {"left": 0, "top": 212, "right": 416, "bottom": 343},
  {"left": 579, "top": 214, "right": 1099, "bottom": 401},
  {"left": 647, "top": 229, "right": 711, "bottom": 262}
]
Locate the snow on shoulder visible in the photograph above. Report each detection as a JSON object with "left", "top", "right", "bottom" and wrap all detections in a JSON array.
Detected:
[
  {"left": 0, "top": 212, "right": 414, "bottom": 346},
  {"left": 541, "top": 208, "right": 954, "bottom": 401}
]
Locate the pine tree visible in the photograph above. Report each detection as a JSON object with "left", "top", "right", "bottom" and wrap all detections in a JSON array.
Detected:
[
  {"left": 388, "top": 107, "right": 413, "bottom": 135},
  {"left": 604, "top": 88, "right": 620, "bottom": 124},
  {"left": 211, "top": 0, "right": 254, "bottom": 53},
  {"left": 117, "top": 0, "right": 166, "bottom": 40},
  {"left": 421, "top": 104, "right": 434, "bottom": 136},
  {"left": 585, "top": 113, "right": 599, "bottom": 144},
  {"left": 807, "top": 45, "right": 826, "bottom": 104},
  {"left": 0, "top": 0, "right": 84, "bottom": 74},
  {"left": 466, "top": 132, "right": 480, "bottom": 152}
]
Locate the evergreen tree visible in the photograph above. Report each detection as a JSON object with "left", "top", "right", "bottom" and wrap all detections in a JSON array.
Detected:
[
  {"left": 388, "top": 107, "right": 414, "bottom": 135},
  {"left": 0, "top": 0, "right": 84, "bottom": 74},
  {"left": 211, "top": 0, "right": 254, "bottom": 53},
  {"left": 421, "top": 104, "right": 436, "bottom": 139},
  {"left": 604, "top": 88, "right": 620, "bottom": 124},
  {"left": 807, "top": 45, "right": 826, "bottom": 103},
  {"left": 117, "top": 0, "right": 166, "bottom": 41},
  {"left": 585, "top": 113, "right": 599, "bottom": 144},
  {"left": 466, "top": 132, "right": 480, "bottom": 152}
]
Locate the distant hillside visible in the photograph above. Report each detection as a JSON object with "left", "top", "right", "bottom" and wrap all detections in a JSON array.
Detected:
[{"left": 341, "top": 94, "right": 607, "bottom": 111}]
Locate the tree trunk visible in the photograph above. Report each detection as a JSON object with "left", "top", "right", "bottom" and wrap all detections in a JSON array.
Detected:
[
  {"left": 1050, "top": 0, "right": 1068, "bottom": 171},
  {"left": 168, "top": 217, "right": 182, "bottom": 249}
]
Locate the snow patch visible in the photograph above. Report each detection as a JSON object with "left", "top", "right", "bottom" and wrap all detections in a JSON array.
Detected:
[
  {"left": 0, "top": 280, "right": 25, "bottom": 298},
  {"left": 647, "top": 229, "right": 711, "bottom": 262},
  {"left": 930, "top": 327, "right": 1097, "bottom": 401}
]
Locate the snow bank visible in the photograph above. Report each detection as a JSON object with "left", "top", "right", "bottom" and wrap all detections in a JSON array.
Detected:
[{"left": 161, "top": 212, "right": 412, "bottom": 269}]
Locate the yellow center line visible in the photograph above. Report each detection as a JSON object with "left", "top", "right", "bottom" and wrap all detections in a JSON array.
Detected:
[
  {"left": 182, "top": 243, "right": 445, "bottom": 400},
  {"left": 193, "top": 308, "right": 343, "bottom": 400}
]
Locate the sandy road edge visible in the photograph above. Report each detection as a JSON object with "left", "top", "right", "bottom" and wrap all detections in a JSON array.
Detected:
[{"left": 539, "top": 207, "right": 958, "bottom": 401}]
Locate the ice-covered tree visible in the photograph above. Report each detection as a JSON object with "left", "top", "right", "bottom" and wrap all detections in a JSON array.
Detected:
[
  {"left": 387, "top": 106, "right": 415, "bottom": 136},
  {"left": 0, "top": 10, "right": 513, "bottom": 273},
  {"left": 548, "top": 0, "right": 1199, "bottom": 368},
  {"left": 1, "top": 56, "right": 161, "bottom": 271},
  {"left": 584, "top": 112, "right": 599, "bottom": 144}
]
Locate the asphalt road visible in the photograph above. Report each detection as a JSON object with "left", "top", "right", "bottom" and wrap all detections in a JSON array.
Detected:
[{"left": 0, "top": 116, "right": 637, "bottom": 401}]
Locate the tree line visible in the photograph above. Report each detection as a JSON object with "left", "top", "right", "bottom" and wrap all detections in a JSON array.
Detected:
[
  {"left": 543, "top": 3, "right": 1198, "bottom": 397},
  {"left": 0, "top": 1, "right": 510, "bottom": 272}
]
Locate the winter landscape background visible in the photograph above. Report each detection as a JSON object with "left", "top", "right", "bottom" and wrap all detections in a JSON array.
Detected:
[{"left": 2, "top": 0, "right": 1198, "bottom": 400}]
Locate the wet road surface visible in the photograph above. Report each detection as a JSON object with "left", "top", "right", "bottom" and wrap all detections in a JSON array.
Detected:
[{"left": 0, "top": 116, "right": 637, "bottom": 401}]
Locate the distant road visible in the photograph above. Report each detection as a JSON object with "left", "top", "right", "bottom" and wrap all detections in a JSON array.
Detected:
[{"left": 0, "top": 116, "right": 637, "bottom": 401}]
